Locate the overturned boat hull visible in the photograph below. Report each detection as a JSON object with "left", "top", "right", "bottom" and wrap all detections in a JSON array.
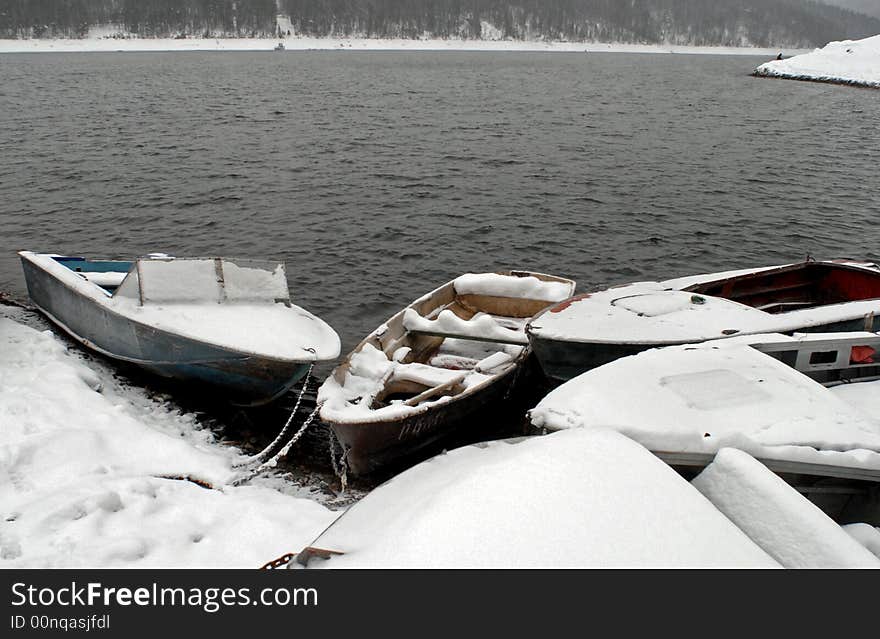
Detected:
[
  {"left": 20, "top": 253, "right": 321, "bottom": 405},
  {"left": 529, "top": 332, "right": 880, "bottom": 488}
]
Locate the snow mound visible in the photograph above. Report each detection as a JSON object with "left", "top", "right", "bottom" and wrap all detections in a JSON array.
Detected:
[
  {"left": 299, "top": 429, "right": 777, "bottom": 568},
  {"left": 692, "top": 448, "right": 880, "bottom": 568},
  {"left": 0, "top": 317, "right": 335, "bottom": 567},
  {"left": 755, "top": 34, "right": 880, "bottom": 88}
]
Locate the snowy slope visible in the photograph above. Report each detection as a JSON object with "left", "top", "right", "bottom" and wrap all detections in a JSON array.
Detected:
[
  {"left": 755, "top": 34, "right": 880, "bottom": 87},
  {"left": 0, "top": 311, "right": 335, "bottom": 567}
]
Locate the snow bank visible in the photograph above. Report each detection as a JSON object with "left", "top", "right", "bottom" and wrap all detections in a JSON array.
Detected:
[
  {"left": 0, "top": 316, "right": 335, "bottom": 567},
  {"left": 692, "top": 449, "right": 879, "bottom": 568},
  {"left": 298, "top": 429, "right": 777, "bottom": 568},
  {"left": 529, "top": 340, "right": 880, "bottom": 472},
  {"left": 0, "top": 36, "right": 796, "bottom": 56},
  {"left": 755, "top": 34, "right": 880, "bottom": 88}
]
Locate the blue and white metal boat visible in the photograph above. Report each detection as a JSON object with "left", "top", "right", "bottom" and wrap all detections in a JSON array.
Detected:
[{"left": 19, "top": 251, "right": 341, "bottom": 405}]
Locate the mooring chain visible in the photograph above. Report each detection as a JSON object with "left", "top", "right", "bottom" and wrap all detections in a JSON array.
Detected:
[
  {"left": 230, "top": 401, "right": 323, "bottom": 487},
  {"left": 503, "top": 353, "right": 524, "bottom": 402},
  {"left": 327, "top": 428, "right": 349, "bottom": 494},
  {"left": 328, "top": 428, "right": 339, "bottom": 476},
  {"left": 260, "top": 553, "right": 295, "bottom": 570},
  {"left": 257, "top": 401, "right": 323, "bottom": 471},
  {"left": 339, "top": 449, "right": 349, "bottom": 494},
  {"left": 234, "top": 356, "right": 316, "bottom": 469}
]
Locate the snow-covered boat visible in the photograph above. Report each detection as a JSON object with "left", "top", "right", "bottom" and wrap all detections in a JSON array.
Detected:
[
  {"left": 529, "top": 331, "right": 880, "bottom": 483},
  {"left": 292, "top": 429, "right": 777, "bottom": 568},
  {"left": 19, "top": 251, "right": 340, "bottom": 405},
  {"left": 317, "top": 270, "right": 576, "bottom": 475},
  {"left": 526, "top": 260, "right": 880, "bottom": 383}
]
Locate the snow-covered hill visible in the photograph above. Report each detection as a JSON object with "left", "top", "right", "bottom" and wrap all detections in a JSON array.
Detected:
[{"left": 755, "top": 33, "right": 880, "bottom": 88}]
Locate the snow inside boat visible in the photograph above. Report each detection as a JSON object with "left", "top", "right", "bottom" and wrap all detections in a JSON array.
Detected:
[
  {"left": 526, "top": 260, "right": 880, "bottom": 383},
  {"left": 317, "top": 271, "right": 576, "bottom": 475},
  {"left": 529, "top": 331, "right": 880, "bottom": 483},
  {"left": 19, "top": 251, "right": 340, "bottom": 405}
]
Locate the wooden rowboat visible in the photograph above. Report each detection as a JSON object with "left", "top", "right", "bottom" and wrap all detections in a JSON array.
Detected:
[
  {"left": 318, "top": 270, "right": 576, "bottom": 475},
  {"left": 19, "top": 251, "right": 340, "bottom": 405}
]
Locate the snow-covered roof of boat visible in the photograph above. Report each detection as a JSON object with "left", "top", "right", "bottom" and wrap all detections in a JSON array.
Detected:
[
  {"left": 21, "top": 252, "right": 340, "bottom": 361},
  {"left": 299, "top": 429, "right": 776, "bottom": 568},
  {"left": 529, "top": 337, "right": 880, "bottom": 472},
  {"left": 528, "top": 261, "right": 880, "bottom": 344}
]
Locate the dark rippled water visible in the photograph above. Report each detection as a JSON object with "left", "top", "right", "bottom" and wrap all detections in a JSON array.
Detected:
[{"left": 2, "top": 51, "right": 879, "bottom": 354}]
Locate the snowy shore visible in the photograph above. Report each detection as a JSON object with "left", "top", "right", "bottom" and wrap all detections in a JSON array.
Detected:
[
  {"left": 3, "top": 304, "right": 878, "bottom": 567},
  {"left": 0, "top": 36, "right": 797, "bottom": 56},
  {"left": 0, "top": 306, "right": 336, "bottom": 568},
  {"left": 755, "top": 34, "right": 880, "bottom": 88}
]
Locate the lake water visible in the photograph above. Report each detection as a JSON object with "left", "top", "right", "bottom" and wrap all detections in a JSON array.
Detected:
[{"left": 2, "top": 51, "right": 879, "bottom": 356}]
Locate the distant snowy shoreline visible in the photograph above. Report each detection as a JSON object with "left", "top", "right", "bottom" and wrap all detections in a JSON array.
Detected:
[
  {"left": 0, "top": 36, "right": 799, "bottom": 56},
  {"left": 755, "top": 34, "right": 880, "bottom": 88}
]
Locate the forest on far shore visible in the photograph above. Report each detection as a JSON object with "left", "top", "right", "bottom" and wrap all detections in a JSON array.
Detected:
[{"left": 1, "top": 0, "right": 878, "bottom": 48}]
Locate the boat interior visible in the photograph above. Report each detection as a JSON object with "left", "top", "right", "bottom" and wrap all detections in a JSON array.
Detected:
[
  {"left": 352, "top": 273, "right": 573, "bottom": 411},
  {"left": 370, "top": 289, "right": 526, "bottom": 408},
  {"left": 54, "top": 256, "right": 132, "bottom": 294},
  {"left": 685, "top": 262, "right": 880, "bottom": 314}
]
